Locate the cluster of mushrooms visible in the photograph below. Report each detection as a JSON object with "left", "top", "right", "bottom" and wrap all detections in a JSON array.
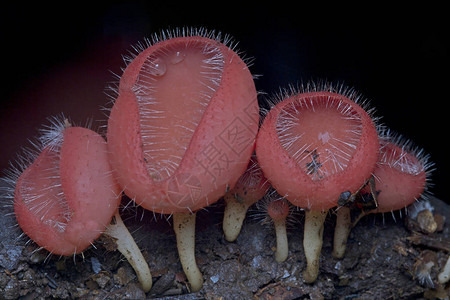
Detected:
[{"left": 3, "top": 27, "right": 444, "bottom": 294}]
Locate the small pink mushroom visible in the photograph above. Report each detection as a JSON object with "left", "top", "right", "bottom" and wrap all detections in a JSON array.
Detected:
[
  {"left": 359, "top": 129, "right": 433, "bottom": 214},
  {"left": 333, "top": 129, "right": 434, "bottom": 259},
  {"left": 257, "top": 190, "right": 293, "bottom": 262},
  {"left": 256, "top": 82, "right": 379, "bottom": 282},
  {"left": 267, "top": 198, "right": 291, "bottom": 262},
  {"left": 222, "top": 155, "right": 270, "bottom": 242},
  {"left": 106, "top": 28, "right": 259, "bottom": 291}
]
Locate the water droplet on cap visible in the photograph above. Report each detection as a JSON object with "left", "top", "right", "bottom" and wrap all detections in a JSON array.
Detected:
[
  {"left": 171, "top": 51, "right": 186, "bottom": 64},
  {"left": 149, "top": 58, "right": 167, "bottom": 76}
]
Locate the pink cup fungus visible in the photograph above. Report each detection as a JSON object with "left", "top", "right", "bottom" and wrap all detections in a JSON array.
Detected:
[
  {"left": 256, "top": 82, "right": 379, "bottom": 282},
  {"left": 268, "top": 198, "right": 291, "bottom": 262},
  {"left": 331, "top": 133, "right": 433, "bottom": 260},
  {"left": 222, "top": 155, "right": 270, "bottom": 242},
  {"left": 353, "top": 129, "right": 433, "bottom": 224},
  {"left": 333, "top": 129, "right": 434, "bottom": 259},
  {"left": 106, "top": 28, "right": 259, "bottom": 292},
  {"left": 256, "top": 190, "right": 293, "bottom": 262},
  {"left": 366, "top": 130, "right": 433, "bottom": 213},
  {"left": 5, "top": 117, "right": 152, "bottom": 292}
]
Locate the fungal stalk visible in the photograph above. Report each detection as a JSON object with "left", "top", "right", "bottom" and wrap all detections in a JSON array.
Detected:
[
  {"left": 104, "top": 210, "right": 152, "bottom": 292},
  {"left": 332, "top": 178, "right": 375, "bottom": 259},
  {"left": 5, "top": 117, "right": 152, "bottom": 292},
  {"left": 256, "top": 82, "right": 379, "bottom": 282},
  {"left": 303, "top": 210, "right": 327, "bottom": 281},
  {"left": 173, "top": 213, "right": 203, "bottom": 292},
  {"left": 222, "top": 155, "right": 270, "bottom": 242},
  {"left": 107, "top": 28, "right": 258, "bottom": 291},
  {"left": 263, "top": 192, "right": 292, "bottom": 262},
  {"left": 332, "top": 206, "right": 352, "bottom": 259},
  {"left": 438, "top": 255, "right": 450, "bottom": 285}
]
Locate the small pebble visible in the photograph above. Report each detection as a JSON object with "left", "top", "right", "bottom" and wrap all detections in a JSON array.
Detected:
[
  {"left": 417, "top": 209, "right": 437, "bottom": 234},
  {"left": 210, "top": 274, "right": 219, "bottom": 283},
  {"left": 91, "top": 257, "right": 102, "bottom": 274}
]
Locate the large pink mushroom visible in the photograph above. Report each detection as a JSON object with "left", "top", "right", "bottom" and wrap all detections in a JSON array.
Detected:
[
  {"left": 256, "top": 83, "right": 379, "bottom": 282},
  {"left": 106, "top": 28, "right": 259, "bottom": 292}
]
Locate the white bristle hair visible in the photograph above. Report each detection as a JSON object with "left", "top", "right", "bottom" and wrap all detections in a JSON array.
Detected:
[
  {"left": 260, "top": 80, "right": 379, "bottom": 124},
  {"left": 1, "top": 114, "right": 70, "bottom": 199},
  {"left": 104, "top": 26, "right": 255, "bottom": 112},
  {"left": 377, "top": 127, "right": 435, "bottom": 200},
  {"left": 263, "top": 80, "right": 380, "bottom": 181},
  {"left": 251, "top": 188, "right": 298, "bottom": 229}
]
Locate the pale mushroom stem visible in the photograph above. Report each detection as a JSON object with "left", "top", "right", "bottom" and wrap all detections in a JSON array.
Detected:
[
  {"left": 438, "top": 255, "right": 450, "bottom": 284},
  {"left": 302, "top": 209, "right": 328, "bottom": 283},
  {"left": 273, "top": 218, "right": 288, "bottom": 262},
  {"left": 173, "top": 212, "right": 204, "bottom": 292},
  {"left": 104, "top": 210, "right": 152, "bottom": 292},
  {"left": 222, "top": 194, "right": 252, "bottom": 242},
  {"left": 332, "top": 206, "right": 352, "bottom": 259}
]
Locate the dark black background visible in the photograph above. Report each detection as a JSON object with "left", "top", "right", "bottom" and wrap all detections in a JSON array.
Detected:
[{"left": 1, "top": 3, "right": 448, "bottom": 203}]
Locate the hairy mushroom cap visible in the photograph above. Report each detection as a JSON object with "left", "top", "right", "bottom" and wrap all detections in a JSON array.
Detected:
[
  {"left": 222, "top": 155, "right": 270, "bottom": 241},
  {"left": 13, "top": 119, "right": 121, "bottom": 255},
  {"left": 256, "top": 83, "right": 379, "bottom": 210},
  {"left": 256, "top": 190, "right": 293, "bottom": 263},
  {"left": 267, "top": 198, "right": 291, "bottom": 263},
  {"left": 227, "top": 155, "right": 270, "bottom": 205},
  {"left": 107, "top": 28, "right": 259, "bottom": 214},
  {"left": 267, "top": 197, "right": 290, "bottom": 222},
  {"left": 367, "top": 130, "right": 433, "bottom": 213},
  {"left": 256, "top": 83, "right": 379, "bottom": 283}
]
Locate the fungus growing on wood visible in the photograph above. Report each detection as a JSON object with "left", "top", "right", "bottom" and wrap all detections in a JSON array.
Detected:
[
  {"left": 256, "top": 82, "right": 379, "bottom": 282},
  {"left": 365, "top": 130, "right": 433, "bottom": 214},
  {"left": 256, "top": 190, "right": 293, "bottom": 262},
  {"left": 106, "top": 28, "right": 259, "bottom": 291},
  {"left": 222, "top": 155, "right": 270, "bottom": 242},
  {"left": 6, "top": 117, "right": 152, "bottom": 292},
  {"left": 333, "top": 129, "right": 434, "bottom": 259}
]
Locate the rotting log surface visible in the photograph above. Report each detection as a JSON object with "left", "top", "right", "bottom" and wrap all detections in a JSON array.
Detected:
[{"left": 1, "top": 188, "right": 448, "bottom": 299}]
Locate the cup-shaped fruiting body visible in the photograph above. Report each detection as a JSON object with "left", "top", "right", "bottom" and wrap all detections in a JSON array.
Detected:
[
  {"left": 265, "top": 195, "right": 292, "bottom": 262},
  {"left": 107, "top": 28, "right": 258, "bottom": 292},
  {"left": 256, "top": 83, "right": 379, "bottom": 210},
  {"left": 256, "top": 82, "right": 379, "bottom": 282},
  {"left": 12, "top": 118, "right": 121, "bottom": 255},
  {"left": 364, "top": 130, "right": 433, "bottom": 213},
  {"left": 222, "top": 155, "right": 270, "bottom": 242},
  {"left": 107, "top": 28, "right": 259, "bottom": 214},
  {"left": 8, "top": 117, "right": 153, "bottom": 292},
  {"left": 334, "top": 131, "right": 433, "bottom": 259},
  {"left": 255, "top": 190, "right": 296, "bottom": 262}
]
